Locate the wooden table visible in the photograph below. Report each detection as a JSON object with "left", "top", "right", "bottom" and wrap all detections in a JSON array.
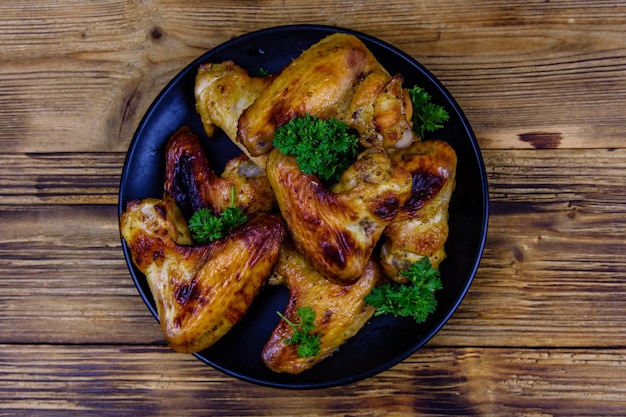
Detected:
[{"left": 2, "top": 1, "right": 625, "bottom": 415}]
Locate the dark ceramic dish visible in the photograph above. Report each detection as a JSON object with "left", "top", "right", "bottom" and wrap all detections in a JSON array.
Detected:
[{"left": 118, "top": 24, "right": 488, "bottom": 389}]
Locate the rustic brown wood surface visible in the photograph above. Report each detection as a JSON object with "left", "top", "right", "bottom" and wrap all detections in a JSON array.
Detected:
[{"left": 1, "top": 1, "right": 625, "bottom": 416}]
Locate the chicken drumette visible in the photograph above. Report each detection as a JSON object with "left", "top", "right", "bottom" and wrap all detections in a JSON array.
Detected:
[
  {"left": 163, "top": 126, "right": 275, "bottom": 219},
  {"left": 266, "top": 146, "right": 411, "bottom": 284},
  {"left": 380, "top": 140, "right": 457, "bottom": 282}
]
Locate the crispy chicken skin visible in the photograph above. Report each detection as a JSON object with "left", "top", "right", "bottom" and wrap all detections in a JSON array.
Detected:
[
  {"left": 266, "top": 146, "right": 412, "bottom": 284},
  {"left": 381, "top": 140, "right": 457, "bottom": 281},
  {"left": 163, "top": 126, "right": 275, "bottom": 219},
  {"left": 120, "top": 196, "right": 285, "bottom": 353},
  {"left": 262, "top": 239, "right": 380, "bottom": 374},
  {"left": 194, "top": 61, "right": 271, "bottom": 167},
  {"left": 236, "top": 33, "right": 387, "bottom": 157}
]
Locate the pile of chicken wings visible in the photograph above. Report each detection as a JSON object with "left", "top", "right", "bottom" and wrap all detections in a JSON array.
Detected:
[{"left": 120, "top": 33, "right": 456, "bottom": 374}]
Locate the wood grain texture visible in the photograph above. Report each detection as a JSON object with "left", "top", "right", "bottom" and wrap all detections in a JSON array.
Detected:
[
  {"left": 1, "top": 0, "right": 626, "bottom": 415},
  {"left": 0, "top": 153, "right": 123, "bottom": 205},
  {"left": 1, "top": 345, "right": 625, "bottom": 417}
]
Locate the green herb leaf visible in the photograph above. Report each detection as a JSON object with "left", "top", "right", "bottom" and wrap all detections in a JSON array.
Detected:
[
  {"left": 219, "top": 206, "right": 248, "bottom": 231},
  {"left": 277, "top": 306, "right": 322, "bottom": 358},
  {"left": 273, "top": 114, "right": 359, "bottom": 182},
  {"left": 408, "top": 85, "right": 450, "bottom": 140},
  {"left": 187, "top": 186, "right": 248, "bottom": 244},
  {"left": 188, "top": 208, "right": 224, "bottom": 243},
  {"left": 364, "top": 257, "right": 442, "bottom": 323}
]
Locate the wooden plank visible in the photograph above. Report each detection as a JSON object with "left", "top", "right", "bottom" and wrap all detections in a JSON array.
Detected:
[
  {"left": 1, "top": 1, "right": 625, "bottom": 153},
  {"left": 0, "top": 153, "right": 123, "bottom": 206},
  {"left": 0, "top": 0, "right": 201, "bottom": 153},
  {"left": 0, "top": 345, "right": 624, "bottom": 416},
  {"left": 439, "top": 148, "right": 626, "bottom": 346},
  {"left": 0, "top": 204, "right": 162, "bottom": 345}
]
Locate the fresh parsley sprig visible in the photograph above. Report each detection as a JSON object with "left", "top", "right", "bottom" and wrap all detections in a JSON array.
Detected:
[
  {"left": 408, "top": 85, "right": 450, "bottom": 140},
  {"left": 365, "top": 257, "right": 442, "bottom": 323},
  {"left": 187, "top": 187, "right": 248, "bottom": 244},
  {"left": 272, "top": 114, "right": 359, "bottom": 183},
  {"left": 276, "top": 306, "right": 322, "bottom": 358}
]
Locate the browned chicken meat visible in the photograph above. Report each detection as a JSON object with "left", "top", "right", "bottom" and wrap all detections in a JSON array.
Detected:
[
  {"left": 262, "top": 239, "right": 381, "bottom": 374},
  {"left": 163, "top": 126, "right": 275, "bottom": 219},
  {"left": 236, "top": 33, "right": 387, "bottom": 158},
  {"left": 193, "top": 33, "right": 415, "bottom": 164},
  {"left": 266, "top": 146, "right": 412, "bottom": 284},
  {"left": 194, "top": 61, "right": 271, "bottom": 167},
  {"left": 380, "top": 140, "right": 457, "bottom": 282},
  {"left": 120, "top": 196, "right": 285, "bottom": 353}
]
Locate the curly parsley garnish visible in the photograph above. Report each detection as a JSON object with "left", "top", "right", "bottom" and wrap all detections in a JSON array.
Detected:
[
  {"left": 365, "top": 257, "right": 442, "bottom": 323},
  {"left": 272, "top": 114, "right": 359, "bottom": 183},
  {"left": 187, "top": 187, "right": 247, "bottom": 243},
  {"left": 277, "top": 306, "right": 322, "bottom": 358},
  {"left": 408, "top": 85, "right": 450, "bottom": 140}
]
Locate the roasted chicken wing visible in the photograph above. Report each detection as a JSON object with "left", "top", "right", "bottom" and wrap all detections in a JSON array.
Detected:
[
  {"left": 120, "top": 196, "right": 285, "bottom": 353},
  {"left": 236, "top": 33, "right": 386, "bottom": 158},
  {"left": 262, "top": 239, "right": 380, "bottom": 374},
  {"left": 266, "top": 146, "right": 412, "bottom": 284},
  {"left": 163, "top": 126, "right": 275, "bottom": 219},
  {"left": 381, "top": 140, "right": 457, "bottom": 281}
]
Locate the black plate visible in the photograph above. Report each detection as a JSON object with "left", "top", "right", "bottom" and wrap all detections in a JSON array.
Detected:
[{"left": 118, "top": 24, "right": 488, "bottom": 389}]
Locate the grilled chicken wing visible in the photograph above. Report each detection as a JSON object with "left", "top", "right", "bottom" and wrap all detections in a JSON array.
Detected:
[
  {"left": 381, "top": 140, "right": 457, "bottom": 282},
  {"left": 236, "top": 33, "right": 386, "bottom": 158},
  {"left": 262, "top": 239, "right": 380, "bottom": 374},
  {"left": 120, "top": 196, "right": 285, "bottom": 353},
  {"left": 266, "top": 146, "right": 412, "bottom": 284},
  {"left": 194, "top": 61, "right": 271, "bottom": 167},
  {"left": 163, "top": 126, "right": 275, "bottom": 219}
]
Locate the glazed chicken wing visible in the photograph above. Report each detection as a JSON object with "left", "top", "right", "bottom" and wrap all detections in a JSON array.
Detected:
[
  {"left": 163, "top": 126, "right": 275, "bottom": 219},
  {"left": 266, "top": 146, "right": 412, "bottom": 284},
  {"left": 236, "top": 33, "right": 387, "bottom": 157},
  {"left": 381, "top": 140, "right": 457, "bottom": 281},
  {"left": 262, "top": 239, "right": 380, "bottom": 374},
  {"left": 120, "top": 196, "right": 285, "bottom": 353}
]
